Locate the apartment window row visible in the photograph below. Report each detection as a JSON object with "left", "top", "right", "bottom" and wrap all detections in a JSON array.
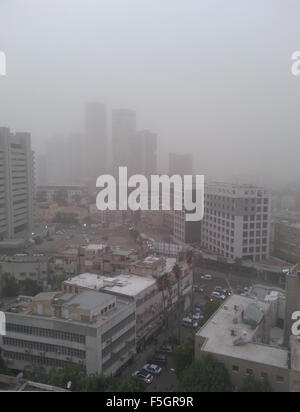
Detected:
[
  {"left": 3, "top": 337, "right": 86, "bottom": 359},
  {"left": 102, "top": 326, "right": 135, "bottom": 358},
  {"left": 2, "top": 350, "right": 85, "bottom": 370},
  {"left": 102, "top": 313, "right": 135, "bottom": 343},
  {"left": 6, "top": 323, "right": 85, "bottom": 344}
]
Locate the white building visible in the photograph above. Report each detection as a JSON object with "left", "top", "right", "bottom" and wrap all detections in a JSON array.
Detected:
[
  {"left": 0, "top": 128, "right": 35, "bottom": 240},
  {"left": 0, "top": 290, "right": 136, "bottom": 376},
  {"left": 201, "top": 182, "right": 271, "bottom": 262}
]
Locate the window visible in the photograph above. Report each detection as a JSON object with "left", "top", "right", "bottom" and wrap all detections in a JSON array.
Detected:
[
  {"left": 246, "top": 368, "right": 253, "bottom": 376},
  {"left": 276, "top": 376, "right": 284, "bottom": 384},
  {"left": 232, "top": 365, "right": 239, "bottom": 373},
  {"left": 261, "top": 372, "right": 268, "bottom": 380}
]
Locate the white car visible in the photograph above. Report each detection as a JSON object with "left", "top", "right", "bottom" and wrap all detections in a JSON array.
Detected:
[
  {"left": 192, "top": 313, "right": 203, "bottom": 321},
  {"left": 143, "top": 364, "right": 162, "bottom": 375},
  {"left": 211, "top": 291, "right": 226, "bottom": 300},
  {"left": 201, "top": 274, "right": 213, "bottom": 280}
]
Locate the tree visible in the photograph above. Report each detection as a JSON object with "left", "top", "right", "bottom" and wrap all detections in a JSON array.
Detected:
[
  {"left": 2, "top": 274, "right": 19, "bottom": 297},
  {"left": 173, "top": 263, "right": 182, "bottom": 342},
  {"left": 179, "top": 355, "right": 233, "bottom": 392},
  {"left": 185, "top": 249, "right": 195, "bottom": 266},
  {"left": 23, "top": 365, "right": 145, "bottom": 392},
  {"left": 172, "top": 334, "right": 194, "bottom": 377},
  {"left": 19, "top": 279, "right": 42, "bottom": 297},
  {"left": 202, "top": 299, "right": 221, "bottom": 324},
  {"left": 51, "top": 273, "right": 70, "bottom": 291},
  {"left": 239, "top": 376, "right": 272, "bottom": 392}
]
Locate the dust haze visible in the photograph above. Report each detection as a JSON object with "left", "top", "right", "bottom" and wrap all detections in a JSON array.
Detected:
[{"left": 0, "top": 0, "right": 299, "bottom": 187}]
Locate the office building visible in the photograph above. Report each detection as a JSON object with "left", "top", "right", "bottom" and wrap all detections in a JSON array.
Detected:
[
  {"left": 169, "top": 153, "right": 193, "bottom": 176},
  {"left": 84, "top": 102, "right": 107, "bottom": 185},
  {"left": 201, "top": 183, "right": 271, "bottom": 262},
  {"left": 130, "top": 130, "right": 157, "bottom": 177},
  {"left": 0, "top": 290, "right": 136, "bottom": 376},
  {"left": 112, "top": 109, "right": 136, "bottom": 177},
  {"left": 0, "top": 127, "right": 35, "bottom": 240}
]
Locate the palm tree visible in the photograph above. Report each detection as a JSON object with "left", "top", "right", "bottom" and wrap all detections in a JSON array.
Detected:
[
  {"left": 185, "top": 249, "right": 195, "bottom": 313},
  {"left": 185, "top": 249, "right": 195, "bottom": 266},
  {"left": 173, "top": 263, "right": 182, "bottom": 342},
  {"left": 156, "top": 273, "right": 169, "bottom": 327}
]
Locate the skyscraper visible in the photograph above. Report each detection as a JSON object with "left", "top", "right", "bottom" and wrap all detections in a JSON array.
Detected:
[
  {"left": 129, "top": 130, "right": 157, "bottom": 177},
  {"left": 0, "top": 127, "right": 34, "bottom": 240},
  {"left": 85, "top": 102, "right": 107, "bottom": 185},
  {"left": 169, "top": 153, "right": 193, "bottom": 176},
  {"left": 112, "top": 109, "right": 136, "bottom": 177}
]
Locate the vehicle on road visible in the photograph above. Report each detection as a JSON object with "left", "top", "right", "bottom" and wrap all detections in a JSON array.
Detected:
[
  {"left": 201, "top": 274, "right": 213, "bottom": 280},
  {"left": 142, "top": 364, "right": 162, "bottom": 375},
  {"left": 191, "top": 313, "right": 203, "bottom": 321},
  {"left": 182, "top": 317, "right": 199, "bottom": 328},
  {"left": 211, "top": 291, "right": 226, "bottom": 300},
  {"left": 132, "top": 371, "right": 154, "bottom": 384}
]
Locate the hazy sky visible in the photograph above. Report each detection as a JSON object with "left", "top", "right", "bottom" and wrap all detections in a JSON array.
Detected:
[{"left": 0, "top": 0, "right": 299, "bottom": 185}]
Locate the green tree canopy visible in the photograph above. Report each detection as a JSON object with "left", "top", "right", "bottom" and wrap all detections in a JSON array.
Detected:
[
  {"left": 239, "top": 376, "right": 272, "bottom": 392},
  {"left": 172, "top": 334, "right": 195, "bottom": 377},
  {"left": 178, "top": 355, "right": 233, "bottom": 392}
]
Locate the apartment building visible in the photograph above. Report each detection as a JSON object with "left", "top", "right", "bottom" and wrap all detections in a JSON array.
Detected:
[
  {"left": 78, "top": 244, "right": 106, "bottom": 274},
  {"left": 37, "top": 185, "right": 88, "bottom": 204},
  {"left": 0, "top": 127, "right": 35, "bottom": 240},
  {"left": 50, "top": 248, "right": 79, "bottom": 276},
  {"left": 274, "top": 221, "right": 300, "bottom": 264},
  {"left": 201, "top": 183, "right": 271, "bottom": 262},
  {"left": 195, "top": 294, "right": 300, "bottom": 392},
  {"left": 63, "top": 273, "right": 160, "bottom": 348},
  {"left": 0, "top": 254, "right": 49, "bottom": 296},
  {"left": 0, "top": 290, "right": 136, "bottom": 376},
  {"left": 62, "top": 256, "right": 193, "bottom": 349},
  {"left": 103, "top": 247, "right": 138, "bottom": 274}
]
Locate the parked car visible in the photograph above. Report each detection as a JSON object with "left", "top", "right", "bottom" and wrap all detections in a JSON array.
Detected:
[
  {"left": 192, "top": 313, "right": 203, "bottom": 321},
  {"left": 142, "top": 364, "right": 162, "bottom": 375},
  {"left": 211, "top": 291, "right": 226, "bottom": 300},
  {"left": 201, "top": 274, "right": 213, "bottom": 280},
  {"left": 132, "top": 371, "right": 154, "bottom": 384},
  {"left": 182, "top": 317, "right": 199, "bottom": 328},
  {"left": 194, "top": 305, "right": 202, "bottom": 312}
]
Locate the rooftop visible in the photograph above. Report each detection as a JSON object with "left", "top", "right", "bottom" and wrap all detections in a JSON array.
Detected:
[
  {"left": 102, "top": 274, "right": 156, "bottom": 297},
  {"left": 196, "top": 295, "right": 289, "bottom": 369},
  {"left": 85, "top": 244, "right": 106, "bottom": 252},
  {"left": 64, "top": 272, "right": 156, "bottom": 297}
]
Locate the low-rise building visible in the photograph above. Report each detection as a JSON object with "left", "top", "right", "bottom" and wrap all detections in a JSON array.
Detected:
[
  {"left": 37, "top": 185, "right": 88, "bottom": 204},
  {"left": 0, "top": 254, "right": 49, "bottom": 295},
  {"left": 195, "top": 294, "right": 300, "bottom": 392},
  {"left": 274, "top": 221, "right": 300, "bottom": 264},
  {"left": 103, "top": 247, "right": 138, "bottom": 274},
  {"left": 0, "top": 290, "right": 136, "bottom": 376}
]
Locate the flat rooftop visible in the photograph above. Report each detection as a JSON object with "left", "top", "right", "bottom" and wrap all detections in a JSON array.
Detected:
[
  {"left": 64, "top": 272, "right": 156, "bottom": 297},
  {"left": 196, "top": 294, "right": 289, "bottom": 369}
]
